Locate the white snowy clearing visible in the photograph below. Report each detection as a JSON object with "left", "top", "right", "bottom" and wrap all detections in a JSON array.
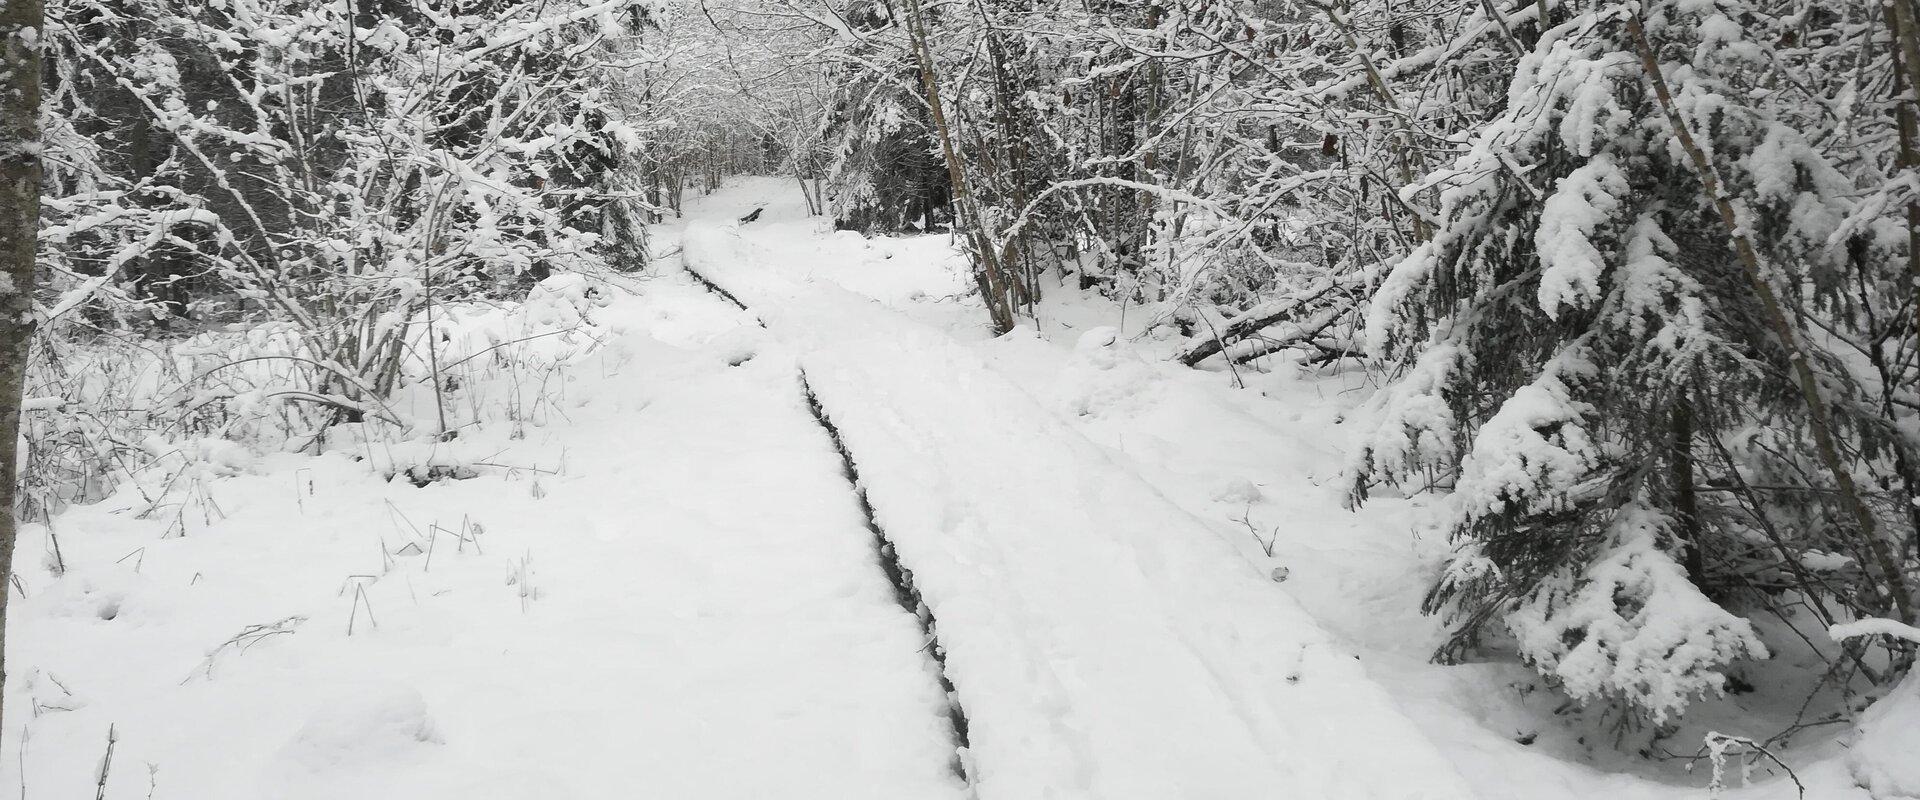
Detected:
[{"left": 8, "top": 177, "right": 1912, "bottom": 799}]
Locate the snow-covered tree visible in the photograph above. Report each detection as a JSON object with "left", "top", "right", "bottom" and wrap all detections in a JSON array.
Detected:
[{"left": 1352, "top": 0, "right": 1918, "bottom": 721}]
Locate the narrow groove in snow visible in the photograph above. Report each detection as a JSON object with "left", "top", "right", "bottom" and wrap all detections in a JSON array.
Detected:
[
  {"left": 798, "top": 371, "right": 975, "bottom": 785},
  {"left": 683, "top": 260, "right": 751, "bottom": 312},
  {"left": 682, "top": 253, "right": 975, "bottom": 788}
]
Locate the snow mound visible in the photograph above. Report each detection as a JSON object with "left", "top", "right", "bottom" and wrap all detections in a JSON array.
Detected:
[
  {"left": 1849, "top": 674, "right": 1920, "bottom": 799},
  {"left": 1054, "top": 325, "right": 1158, "bottom": 417},
  {"left": 524, "top": 272, "right": 612, "bottom": 329},
  {"left": 1211, "top": 477, "right": 1264, "bottom": 505},
  {"left": 282, "top": 685, "right": 442, "bottom": 766},
  {"left": 179, "top": 437, "right": 256, "bottom": 476},
  {"left": 267, "top": 684, "right": 443, "bottom": 797}
]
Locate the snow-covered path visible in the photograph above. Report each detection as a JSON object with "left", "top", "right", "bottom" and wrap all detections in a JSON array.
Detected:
[
  {"left": 392, "top": 330, "right": 973, "bottom": 799},
  {"left": 676, "top": 206, "right": 1477, "bottom": 798},
  {"left": 641, "top": 180, "right": 1870, "bottom": 800}
]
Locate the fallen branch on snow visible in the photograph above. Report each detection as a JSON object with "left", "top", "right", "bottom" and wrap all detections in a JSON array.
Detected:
[{"left": 1171, "top": 278, "right": 1357, "bottom": 367}]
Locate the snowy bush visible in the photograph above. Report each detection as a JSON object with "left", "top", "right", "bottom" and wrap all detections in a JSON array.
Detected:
[{"left": 19, "top": 0, "right": 664, "bottom": 507}]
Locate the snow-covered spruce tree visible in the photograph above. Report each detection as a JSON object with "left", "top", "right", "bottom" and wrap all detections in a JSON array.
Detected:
[{"left": 1353, "top": 0, "right": 1920, "bottom": 722}]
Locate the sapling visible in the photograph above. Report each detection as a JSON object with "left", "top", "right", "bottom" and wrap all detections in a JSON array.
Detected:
[
  {"left": 92, "top": 724, "right": 115, "bottom": 800},
  {"left": 1696, "top": 731, "right": 1804, "bottom": 799}
]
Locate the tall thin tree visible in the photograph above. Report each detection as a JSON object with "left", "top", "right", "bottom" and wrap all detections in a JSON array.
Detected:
[{"left": 0, "top": 0, "right": 43, "bottom": 740}]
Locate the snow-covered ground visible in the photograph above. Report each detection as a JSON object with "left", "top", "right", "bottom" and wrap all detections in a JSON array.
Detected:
[
  {"left": 9, "top": 246, "right": 965, "bottom": 798},
  {"left": 8, "top": 175, "right": 1906, "bottom": 798}
]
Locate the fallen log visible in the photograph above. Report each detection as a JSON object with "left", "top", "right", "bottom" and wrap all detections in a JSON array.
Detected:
[
  {"left": 1172, "top": 279, "right": 1351, "bottom": 367},
  {"left": 1221, "top": 306, "right": 1351, "bottom": 366}
]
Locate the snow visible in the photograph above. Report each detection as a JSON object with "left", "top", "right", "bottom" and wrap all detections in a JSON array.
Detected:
[
  {"left": 1535, "top": 154, "right": 1628, "bottom": 318},
  {"left": 1847, "top": 673, "right": 1920, "bottom": 799},
  {"left": 10, "top": 266, "right": 966, "bottom": 798},
  {"left": 12, "top": 175, "right": 1906, "bottom": 800},
  {"left": 1797, "top": 550, "right": 1856, "bottom": 573},
  {"left": 665, "top": 178, "right": 1893, "bottom": 800}
]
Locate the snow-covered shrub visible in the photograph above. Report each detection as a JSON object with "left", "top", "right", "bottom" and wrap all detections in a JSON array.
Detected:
[
  {"left": 21, "top": 0, "right": 661, "bottom": 506},
  {"left": 523, "top": 274, "right": 615, "bottom": 330},
  {"left": 1053, "top": 326, "right": 1158, "bottom": 418},
  {"left": 18, "top": 324, "right": 307, "bottom": 520}
]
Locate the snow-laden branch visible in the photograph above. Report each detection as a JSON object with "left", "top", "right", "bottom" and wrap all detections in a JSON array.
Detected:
[
  {"left": 1830, "top": 619, "right": 1920, "bottom": 645},
  {"left": 465, "top": 0, "right": 656, "bottom": 63}
]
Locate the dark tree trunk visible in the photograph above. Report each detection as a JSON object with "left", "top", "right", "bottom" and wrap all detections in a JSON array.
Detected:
[
  {"left": 1671, "top": 397, "right": 1708, "bottom": 591},
  {"left": 0, "top": 0, "right": 46, "bottom": 745}
]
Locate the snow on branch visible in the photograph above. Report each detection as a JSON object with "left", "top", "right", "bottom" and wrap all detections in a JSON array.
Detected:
[{"left": 1829, "top": 619, "right": 1920, "bottom": 646}]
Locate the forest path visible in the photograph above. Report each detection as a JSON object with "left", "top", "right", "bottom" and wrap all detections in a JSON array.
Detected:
[{"left": 664, "top": 179, "right": 1480, "bottom": 799}]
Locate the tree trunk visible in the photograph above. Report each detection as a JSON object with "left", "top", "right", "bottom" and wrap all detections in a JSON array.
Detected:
[
  {"left": 1671, "top": 397, "right": 1708, "bottom": 591},
  {"left": 900, "top": 0, "right": 1015, "bottom": 334},
  {"left": 1888, "top": 0, "right": 1920, "bottom": 341},
  {"left": 971, "top": 0, "right": 1039, "bottom": 312},
  {"left": 0, "top": 0, "right": 46, "bottom": 746}
]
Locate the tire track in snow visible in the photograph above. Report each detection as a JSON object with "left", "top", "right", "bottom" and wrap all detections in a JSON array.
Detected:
[{"left": 682, "top": 255, "right": 977, "bottom": 789}]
